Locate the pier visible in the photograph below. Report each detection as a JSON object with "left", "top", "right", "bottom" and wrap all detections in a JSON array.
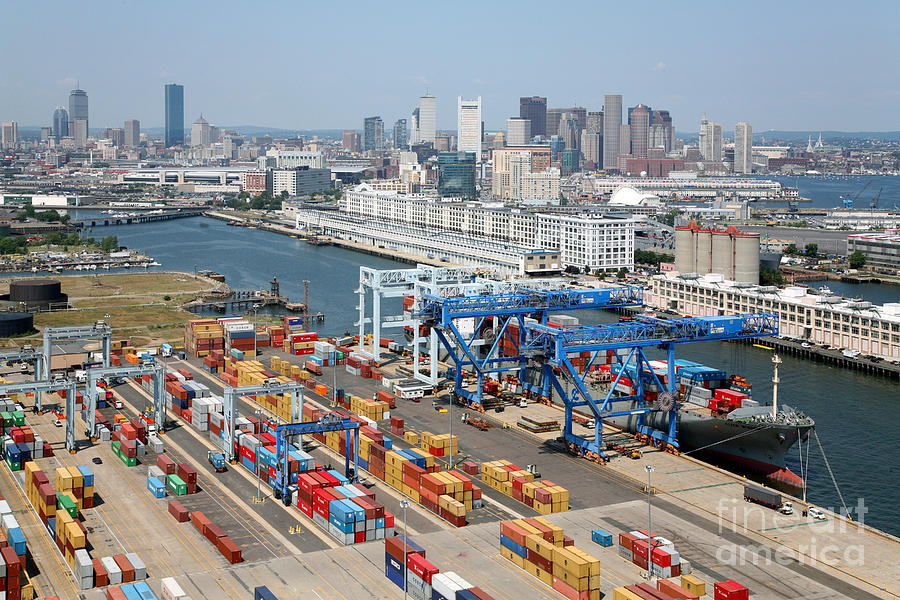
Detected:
[
  {"left": 76, "top": 208, "right": 204, "bottom": 227},
  {"left": 739, "top": 336, "right": 900, "bottom": 379},
  {"left": 183, "top": 287, "right": 325, "bottom": 322}
]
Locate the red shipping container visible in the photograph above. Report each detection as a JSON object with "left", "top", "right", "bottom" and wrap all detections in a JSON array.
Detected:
[
  {"left": 714, "top": 581, "right": 749, "bottom": 600},
  {"left": 651, "top": 546, "right": 672, "bottom": 567},
  {"left": 177, "top": 463, "right": 198, "bottom": 484},
  {"left": 658, "top": 579, "right": 699, "bottom": 600},
  {"left": 106, "top": 588, "right": 128, "bottom": 600},
  {"left": 407, "top": 552, "right": 438, "bottom": 584},
  {"left": 168, "top": 500, "right": 189, "bottom": 522},
  {"left": 217, "top": 536, "right": 242, "bottom": 564},
  {"left": 205, "top": 523, "right": 226, "bottom": 545},
  {"left": 92, "top": 558, "right": 109, "bottom": 587},
  {"left": 384, "top": 535, "right": 424, "bottom": 563},
  {"left": 633, "top": 538, "right": 650, "bottom": 559},
  {"left": 113, "top": 554, "right": 135, "bottom": 582}
]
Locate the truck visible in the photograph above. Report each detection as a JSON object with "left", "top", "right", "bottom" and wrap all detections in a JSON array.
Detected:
[
  {"left": 160, "top": 343, "right": 174, "bottom": 358},
  {"left": 744, "top": 484, "right": 792, "bottom": 513},
  {"left": 207, "top": 451, "right": 226, "bottom": 472}
]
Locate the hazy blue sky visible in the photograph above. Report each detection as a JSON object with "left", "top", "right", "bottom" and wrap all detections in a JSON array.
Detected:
[{"left": 1, "top": 1, "right": 898, "bottom": 133}]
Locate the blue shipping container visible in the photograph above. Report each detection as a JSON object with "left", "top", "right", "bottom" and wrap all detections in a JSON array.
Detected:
[
  {"left": 147, "top": 477, "right": 166, "bottom": 498},
  {"left": 327, "top": 469, "right": 349, "bottom": 485},
  {"left": 385, "top": 554, "right": 405, "bottom": 589},
  {"left": 591, "top": 528, "right": 613, "bottom": 547},
  {"left": 255, "top": 586, "right": 279, "bottom": 600},
  {"left": 8, "top": 528, "right": 26, "bottom": 555},
  {"left": 500, "top": 534, "right": 527, "bottom": 558},
  {"left": 133, "top": 581, "right": 158, "bottom": 600},
  {"left": 456, "top": 590, "right": 480, "bottom": 600},
  {"left": 120, "top": 584, "right": 141, "bottom": 600}
]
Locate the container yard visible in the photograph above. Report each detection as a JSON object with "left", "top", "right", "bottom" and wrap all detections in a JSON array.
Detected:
[{"left": 0, "top": 304, "right": 897, "bottom": 600}]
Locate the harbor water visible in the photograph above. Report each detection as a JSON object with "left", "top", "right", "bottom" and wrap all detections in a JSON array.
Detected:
[
  {"left": 62, "top": 216, "right": 900, "bottom": 535},
  {"left": 758, "top": 174, "right": 900, "bottom": 209}
]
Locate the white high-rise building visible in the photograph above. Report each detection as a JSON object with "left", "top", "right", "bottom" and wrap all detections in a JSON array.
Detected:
[
  {"left": 602, "top": 94, "right": 622, "bottom": 170},
  {"left": 457, "top": 96, "right": 482, "bottom": 159},
  {"left": 1, "top": 121, "right": 17, "bottom": 149},
  {"left": 72, "top": 118, "right": 88, "bottom": 148},
  {"left": 506, "top": 117, "right": 531, "bottom": 146},
  {"left": 267, "top": 149, "right": 325, "bottom": 169},
  {"left": 699, "top": 115, "right": 723, "bottom": 162},
  {"left": 191, "top": 115, "right": 211, "bottom": 148},
  {"left": 734, "top": 122, "right": 752, "bottom": 174},
  {"left": 418, "top": 94, "right": 436, "bottom": 144}
]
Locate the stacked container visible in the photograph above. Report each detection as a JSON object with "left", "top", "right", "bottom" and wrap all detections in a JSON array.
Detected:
[
  {"left": 618, "top": 529, "right": 682, "bottom": 577},
  {"left": 481, "top": 460, "right": 568, "bottom": 514},
  {"left": 348, "top": 395, "right": 390, "bottom": 421},
  {"left": 500, "top": 517, "right": 602, "bottom": 600},
  {"left": 184, "top": 319, "right": 223, "bottom": 357},
  {"left": 224, "top": 319, "right": 256, "bottom": 358},
  {"left": 418, "top": 431, "right": 458, "bottom": 458}
]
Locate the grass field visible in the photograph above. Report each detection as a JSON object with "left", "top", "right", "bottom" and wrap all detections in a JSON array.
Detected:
[{"left": 1, "top": 272, "right": 223, "bottom": 347}]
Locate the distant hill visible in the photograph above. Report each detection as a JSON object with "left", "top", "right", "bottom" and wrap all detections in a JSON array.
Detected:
[{"left": 139, "top": 126, "right": 344, "bottom": 140}]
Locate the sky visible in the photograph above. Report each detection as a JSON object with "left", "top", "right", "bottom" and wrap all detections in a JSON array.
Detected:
[{"left": 1, "top": 0, "right": 899, "bottom": 133}]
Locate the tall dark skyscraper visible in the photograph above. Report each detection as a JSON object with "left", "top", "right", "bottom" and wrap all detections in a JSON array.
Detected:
[
  {"left": 393, "top": 118, "right": 407, "bottom": 149},
  {"left": 363, "top": 116, "right": 383, "bottom": 151},
  {"left": 519, "top": 96, "right": 547, "bottom": 137},
  {"left": 437, "top": 151, "right": 476, "bottom": 198},
  {"left": 68, "top": 87, "right": 88, "bottom": 134},
  {"left": 52, "top": 106, "right": 69, "bottom": 140},
  {"left": 165, "top": 83, "right": 184, "bottom": 147}
]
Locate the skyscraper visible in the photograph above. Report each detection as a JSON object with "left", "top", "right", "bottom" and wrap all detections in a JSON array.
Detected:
[
  {"left": 586, "top": 111, "right": 603, "bottom": 134},
  {"left": 418, "top": 94, "right": 436, "bottom": 144},
  {"left": 602, "top": 94, "right": 622, "bottom": 170},
  {"left": 649, "top": 110, "right": 674, "bottom": 153},
  {"left": 409, "top": 108, "right": 420, "bottom": 145},
  {"left": 734, "top": 122, "right": 752, "bottom": 174},
  {"left": 457, "top": 96, "right": 482, "bottom": 159},
  {"left": 627, "top": 104, "right": 651, "bottom": 158},
  {"left": 506, "top": 117, "right": 531, "bottom": 146},
  {"left": 546, "top": 108, "right": 565, "bottom": 141},
  {"left": 164, "top": 84, "right": 184, "bottom": 147},
  {"left": 699, "top": 115, "right": 723, "bottom": 161},
  {"left": 393, "top": 119, "right": 408, "bottom": 149},
  {"left": 437, "top": 151, "right": 476, "bottom": 198},
  {"left": 52, "top": 107, "right": 69, "bottom": 141},
  {"left": 68, "top": 87, "right": 88, "bottom": 135},
  {"left": 363, "top": 116, "right": 384, "bottom": 151},
  {"left": 191, "top": 115, "right": 211, "bottom": 147},
  {"left": 342, "top": 130, "right": 360, "bottom": 153},
  {"left": 618, "top": 124, "right": 631, "bottom": 159},
  {"left": 559, "top": 113, "right": 579, "bottom": 151},
  {"left": 124, "top": 119, "right": 140, "bottom": 147},
  {"left": 519, "top": 96, "right": 547, "bottom": 137},
  {"left": 72, "top": 118, "right": 88, "bottom": 147},
  {"left": 1, "top": 122, "right": 17, "bottom": 150}
]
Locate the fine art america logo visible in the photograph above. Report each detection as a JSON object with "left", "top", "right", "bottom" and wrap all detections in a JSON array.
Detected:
[{"left": 715, "top": 497, "right": 867, "bottom": 567}]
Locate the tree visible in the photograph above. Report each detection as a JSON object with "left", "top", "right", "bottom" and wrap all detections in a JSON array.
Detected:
[
  {"left": 660, "top": 209, "right": 680, "bottom": 227},
  {"left": 564, "top": 265, "right": 580, "bottom": 275},
  {"left": 101, "top": 236, "right": 119, "bottom": 252},
  {"left": 849, "top": 250, "right": 866, "bottom": 269},
  {"left": 759, "top": 264, "right": 784, "bottom": 286},
  {"left": 616, "top": 267, "right": 628, "bottom": 279},
  {"left": 0, "top": 236, "right": 26, "bottom": 254},
  {"left": 804, "top": 243, "right": 818, "bottom": 257},
  {"left": 784, "top": 243, "right": 799, "bottom": 255}
]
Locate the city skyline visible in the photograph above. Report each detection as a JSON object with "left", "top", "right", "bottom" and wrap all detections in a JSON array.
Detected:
[{"left": 0, "top": 1, "right": 898, "bottom": 132}]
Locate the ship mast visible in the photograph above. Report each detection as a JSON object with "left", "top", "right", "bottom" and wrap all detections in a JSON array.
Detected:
[{"left": 771, "top": 354, "right": 782, "bottom": 418}]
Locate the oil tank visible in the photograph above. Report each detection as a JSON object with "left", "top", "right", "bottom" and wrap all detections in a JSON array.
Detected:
[
  {"left": 711, "top": 232, "right": 733, "bottom": 278},
  {"left": 0, "top": 312, "right": 34, "bottom": 337},
  {"left": 7, "top": 278, "right": 68, "bottom": 309},
  {"left": 694, "top": 229, "right": 713, "bottom": 274},
  {"left": 733, "top": 234, "right": 761, "bottom": 283}
]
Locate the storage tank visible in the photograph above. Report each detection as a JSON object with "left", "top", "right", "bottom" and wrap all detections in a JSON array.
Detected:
[
  {"left": 711, "top": 232, "right": 733, "bottom": 278},
  {"left": 0, "top": 312, "right": 34, "bottom": 337},
  {"left": 694, "top": 230, "right": 713, "bottom": 274},
  {"left": 6, "top": 278, "right": 68, "bottom": 309},
  {"left": 733, "top": 234, "right": 761, "bottom": 283},
  {"left": 674, "top": 227, "right": 695, "bottom": 273}
]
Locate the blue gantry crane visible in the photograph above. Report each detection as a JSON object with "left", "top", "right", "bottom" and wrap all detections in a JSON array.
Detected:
[
  {"left": 523, "top": 313, "right": 778, "bottom": 459},
  {"left": 273, "top": 413, "right": 360, "bottom": 505},
  {"left": 417, "top": 286, "right": 643, "bottom": 408},
  {"left": 419, "top": 286, "right": 778, "bottom": 460}
]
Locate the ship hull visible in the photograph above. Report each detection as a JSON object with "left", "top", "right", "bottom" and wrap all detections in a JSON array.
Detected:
[{"left": 608, "top": 404, "right": 811, "bottom": 490}]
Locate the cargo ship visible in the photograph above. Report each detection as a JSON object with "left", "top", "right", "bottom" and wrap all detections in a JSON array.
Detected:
[{"left": 566, "top": 359, "right": 814, "bottom": 490}]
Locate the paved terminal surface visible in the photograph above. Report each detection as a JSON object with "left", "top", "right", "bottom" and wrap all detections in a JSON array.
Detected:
[{"left": 1, "top": 342, "right": 898, "bottom": 598}]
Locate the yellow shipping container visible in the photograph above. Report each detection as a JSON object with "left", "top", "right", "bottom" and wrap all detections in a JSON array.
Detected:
[{"left": 681, "top": 575, "right": 707, "bottom": 597}]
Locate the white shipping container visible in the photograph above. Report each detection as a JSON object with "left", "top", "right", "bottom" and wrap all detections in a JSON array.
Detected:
[{"left": 161, "top": 576, "right": 189, "bottom": 600}]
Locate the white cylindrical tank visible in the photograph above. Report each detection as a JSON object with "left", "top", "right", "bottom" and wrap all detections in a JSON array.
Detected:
[
  {"left": 674, "top": 228, "right": 695, "bottom": 273},
  {"left": 694, "top": 230, "right": 713, "bottom": 274},
  {"left": 733, "top": 234, "right": 760, "bottom": 283},
  {"left": 711, "top": 232, "right": 733, "bottom": 278}
]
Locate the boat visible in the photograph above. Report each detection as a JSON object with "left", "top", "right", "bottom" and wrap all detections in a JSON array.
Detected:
[{"left": 547, "top": 358, "right": 814, "bottom": 491}]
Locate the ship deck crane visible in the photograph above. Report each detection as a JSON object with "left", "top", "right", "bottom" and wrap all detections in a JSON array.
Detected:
[
  {"left": 870, "top": 187, "right": 883, "bottom": 209},
  {"left": 841, "top": 181, "right": 871, "bottom": 210},
  {"left": 84, "top": 362, "right": 165, "bottom": 438},
  {"left": 521, "top": 313, "right": 779, "bottom": 458},
  {"left": 222, "top": 380, "right": 305, "bottom": 463},
  {"left": 41, "top": 323, "right": 113, "bottom": 399},
  {"left": 0, "top": 378, "right": 77, "bottom": 452},
  {"left": 0, "top": 347, "right": 44, "bottom": 385},
  {"left": 417, "top": 286, "right": 643, "bottom": 408},
  {"left": 273, "top": 413, "right": 360, "bottom": 504}
]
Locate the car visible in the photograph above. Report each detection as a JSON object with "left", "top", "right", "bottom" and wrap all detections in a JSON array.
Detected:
[
  {"left": 53, "top": 420, "right": 62, "bottom": 427},
  {"left": 808, "top": 507, "right": 826, "bottom": 520},
  {"left": 114, "top": 401, "right": 124, "bottom": 409},
  {"left": 801, "top": 342, "right": 811, "bottom": 348},
  {"left": 91, "top": 457, "right": 103, "bottom": 465}
]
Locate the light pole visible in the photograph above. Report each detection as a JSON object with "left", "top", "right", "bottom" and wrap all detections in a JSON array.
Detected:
[
  {"left": 254, "top": 409, "right": 263, "bottom": 502},
  {"left": 645, "top": 464, "right": 654, "bottom": 580},
  {"left": 400, "top": 499, "right": 409, "bottom": 600},
  {"left": 252, "top": 304, "right": 261, "bottom": 357}
]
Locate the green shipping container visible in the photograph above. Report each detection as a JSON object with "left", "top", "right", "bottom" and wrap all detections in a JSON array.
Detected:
[
  {"left": 111, "top": 440, "right": 121, "bottom": 452},
  {"left": 1, "top": 412, "right": 11, "bottom": 427},
  {"left": 12, "top": 411, "right": 24, "bottom": 426},
  {"left": 167, "top": 474, "right": 187, "bottom": 495},
  {"left": 56, "top": 493, "right": 78, "bottom": 518},
  {"left": 6, "top": 457, "right": 20, "bottom": 471}
]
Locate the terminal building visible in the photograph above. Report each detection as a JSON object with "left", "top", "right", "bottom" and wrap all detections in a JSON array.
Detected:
[
  {"left": 296, "top": 183, "right": 634, "bottom": 275},
  {"left": 588, "top": 175, "right": 797, "bottom": 201},
  {"left": 824, "top": 209, "right": 900, "bottom": 230},
  {"left": 650, "top": 272, "right": 900, "bottom": 359}
]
